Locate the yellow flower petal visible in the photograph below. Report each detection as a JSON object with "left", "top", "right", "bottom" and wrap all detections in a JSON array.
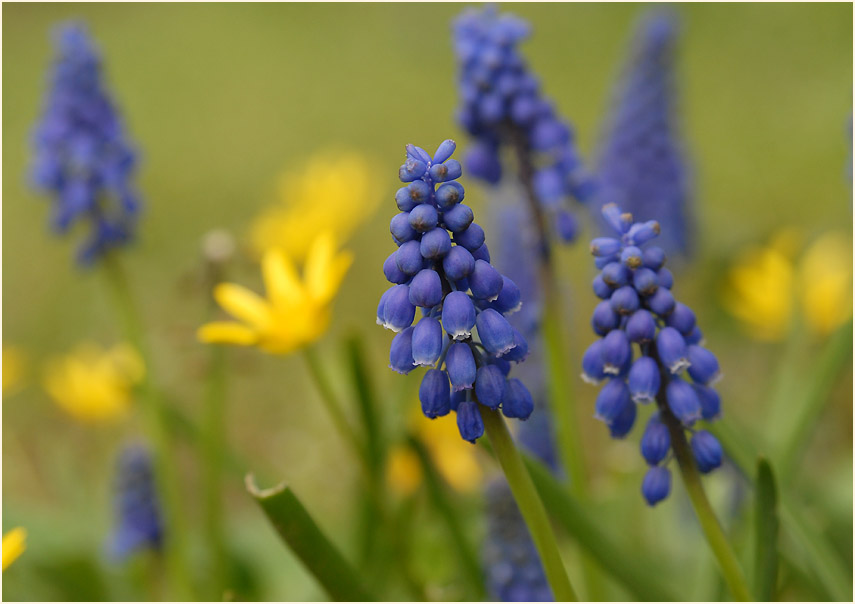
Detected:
[
  {"left": 214, "top": 284, "right": 272, "bottom": 329},
  {"left": 2, "top": 528, "right": 26, "bottom": 571},
  {"left": 799, "top": 232, "right": 853, "bottom": 336},
  {"left": 197, "top": 322, "right": 259, "bottom": 346},
  {"left": 262, "top": 249, "right": 304, "bottom": 307},
  {"left": 386, "top": 446, "right": 423, "bottom": 497},
  {"left": 304, "top": 233, "right": 353, "bottom": 304}
]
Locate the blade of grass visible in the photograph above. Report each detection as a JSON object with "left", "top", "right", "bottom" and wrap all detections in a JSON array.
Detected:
[
  {"left": 753, "top": 458, "right": 779, "bottom": 601},
  {"left": 245, "top": 475, "right": 374, "bottom": 602}
]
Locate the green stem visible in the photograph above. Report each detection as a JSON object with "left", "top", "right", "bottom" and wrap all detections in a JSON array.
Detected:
[
  {"left": 302, "top": 345, "right": 362, "bottom": 456},
  {"left": 101, "top": 253, "right": 194, "bottom": 600},
  {"left": 481, "top": 408, "right": 578, "bottom": 602},
  {"left": 663, "top": 412, "right": 753, "bottom": 602}
]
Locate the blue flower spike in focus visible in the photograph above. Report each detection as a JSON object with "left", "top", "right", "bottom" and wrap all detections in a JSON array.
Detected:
[
  {"left": 583, "top": 203, "right": 723, "bottom": 506},
  {"left": 109, "top": 444, "right": 163, "bottom": 560},
  {"left": 453, "top": 5, "right": 594, "bottom": 247},
  {"left": 378, "top": 139, "right": 534, "bottom": 443},
  {"left": 30, "top": 22, "right": 141, "bottom": 265},
  {"left": 595, "top": 10, "right": 693, "bottom": 256}
]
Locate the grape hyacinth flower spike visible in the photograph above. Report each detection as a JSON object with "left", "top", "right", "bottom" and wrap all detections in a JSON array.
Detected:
[
  {"left": 108, "top": 444, "right": 163, "bottom": 559},
  {"left": 378, "top": 140, "right": 535, "bottom": 443},
  {"left": 582, "top": 203, "right": 723, "bottom": 506},
  {"left": 453, "top": 5, "right": 595, "bottom": 245},
  {"left": 30, "top": 22, "right": 141, "bottom": 265}
]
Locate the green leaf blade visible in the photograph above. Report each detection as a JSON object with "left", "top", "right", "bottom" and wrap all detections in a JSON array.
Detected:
[{"left": 753, "top": 458, "right": 780, "bottom": 601}]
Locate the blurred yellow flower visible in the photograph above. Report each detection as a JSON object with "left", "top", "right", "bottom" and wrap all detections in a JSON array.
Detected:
[
  {"left": 2, "top": 528, "right": 26, "bottom": 571},
  {"left": 3, "top": 345, "right": 26, "bottom": 398},
  {"left": 387, "top": 410, "right": 483, "bottom": 497},
  {"left": 250, "top": 152, "right": 378, "bottom": 262},
  {"left": 722, "top": 230, "right": 852, "bottom": 340},
  {"left": 198, "top": 232, "right": 352, "bottom": 355},
  {"left": 43, "top": 343, "right": 144, "bottom": 423}
]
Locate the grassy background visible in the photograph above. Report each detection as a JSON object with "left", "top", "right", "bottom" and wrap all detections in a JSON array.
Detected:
[{"left": 3, "top": 3, "right": 852, "bottom": 601}]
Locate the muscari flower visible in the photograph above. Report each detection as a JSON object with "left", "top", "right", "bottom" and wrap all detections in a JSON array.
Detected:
[
  {"left": 198, "top": 232, "right": 352, "bottom": 354},
  {"left": 722, "top": 229, "right": 852, "bottom": 341},
  {"left": 30, "top": 22, "right": 141, "bottom": 265},
  {"left": 452, "top": 6, "right": 594, "bottom": 244},
  {"left": 108, "top": 444, "right": 162, "bottom": 560},
  {"left": 582, "top": 204, "right": 723, "bottom": 506},
  {"left": 2, "top": 528, "right": 27, "bottom": 571},
  {"left": 594, "top": 10, "right": 693, "bottom": 256},
  {"left": 378, "top": 140, "right": 534, "bottom": 443},
  {"left": 43, "top": 342, "right": 144, "bottom": 423},
  {"left": 249, "top": 151, "right": 379, "bottom": 263}
]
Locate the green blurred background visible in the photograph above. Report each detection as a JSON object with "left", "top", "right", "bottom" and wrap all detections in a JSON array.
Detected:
[{"left": 3, "top": 2, "right": 852, "bottom": 601}]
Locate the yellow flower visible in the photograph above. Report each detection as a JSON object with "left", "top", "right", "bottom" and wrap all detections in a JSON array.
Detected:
[
  {"left": 198, "top": 232, "right": 352, "bottom": 355},
  {"left": 722, "top": 229, "right": 852, "bottom": 340},
  {"left": 387, "top": 409, "right": 484, "bottom": 497},
  {"left": 250, "top": 152, "right": 378, "bottom": 262},
  {"left": 3, "top": 345, "right": 26, "bottom": 398},
  {"left": 2, "top": 528, "right": 27, "bottom": 571},
  {"left": 43, "top": 343, "right": 144, "bottom": 423}
]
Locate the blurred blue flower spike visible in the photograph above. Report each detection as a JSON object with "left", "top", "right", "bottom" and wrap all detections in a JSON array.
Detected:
[{"left": 109, "top": 444, "right": 163, "bottom": 560}]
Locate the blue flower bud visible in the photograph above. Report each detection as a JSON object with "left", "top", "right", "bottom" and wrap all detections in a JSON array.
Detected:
[
  {"left": 476, "top": 308, "right": 516, "bottom": 356},
  {"left": 383, "top": 252, "right": 408, "bottom": 284},
  {"left": 443, "top": 203, "right": 475, "bottom": 233},
  {"left": 641, "top": 466, "right": 671, "bottom": 506},
  {"left": 407, "top": 143, "right": 431, "bottom": 163},
  {"left": 690, "top": 430, "right": 723, "bottom": 474},
  {"left": 632, "top": 267, "right": 659, "bottom": 296},
  {"left": 601, "top": 329, "right": 631, "bottom": 375},
  {"left": 609, "top": 394, "right": 637, "bottom": 438},
  {"left": 454, "top": 222, "right": 486, "bottom": 251},
  {"left": 501, "top": 329, "right": 529, "bottom": 363},
  {"left": 450, "top": 389, "right": 466, "bottom": 412},
  {"left": 642, "top": 246, "right": 666, "bottom": 270},
  {"left": 602, "top": 203, "right": 631, "bottom": 234},
  {"left": 501, "top": 378, "right": 534, "bottom": 420},
  {"left": 627, "top": 220, "right": 660, "bottom": 245},
  {"left": 601, "top": 262, "right": 630, "bottom": 287},
  {"left": 442, "top": 245, "right": 475, "bottom": 281},
  {"left": 441, "top": 291, "right": 476, "bottom": 340},
  {"left": 592, "top": 274, "right": 613, "bottom": 299},
  {"left": 621, "top": 245, "right": 643, "bottom": 269},
  {"left": 456, "top": 277, "right": 470, "bottom": 292},
  {"left": 399, "top": 158, "right": 427, "bottom": 182},
  {"left": 686, "top": 346, "right": 721, "bottom": 385},
  {"left": 435, "top": 182, "right": 465, "bottom": 209},
  {"left": 581, "top": 340, "right": 606, "bottom": 384},
  {"left": 475, "top": 364, "right": 506, "bottom": 409},
  {"left": 665, "top": 376, "right": 701, "bottom": 426},
  {"left": 383, "top": 284, "right": 415, "bottom": 332},
  {"left": 685, "top": 326, "right": 704, "bottom": 346},
  {"left": 409, "top": 203, "right": 438, "bottom": 232},
  {"left": 420, "top": 227, "right": 452, "bottom": 260},
  {"left": 657, "top": 267, "right": 674, "bottom": 289},
  {"left": 693, "top": 384, "right": 721, "bottom": 420},
  {"left": 556, "top": 209, "right": 579, "bottom": 242},
  {"left": 464, "top": 143, "right": 501, "bottom": 184},
  {"left": 390, "top": 212, "right": 417, "bottom": 243},
  {"left": 595, "top": 378, "right": 631, "bottom": 424},
  {"left": 592, "top": 300, "right": 620, "bottom": 336},
  {"left": 628, "top": 356, "right": 660, "bottom": 403},
  {"left": 470, "top": 260, "right": 504, "bottom": 301},
  {"left": 590, "top": 237, "right": 622, "bottom": 257},
  {"left": 656, "top": 327, "right": 689, "bottom": 373},
  {"left": 389, "top": 327, "right": 415, "bottom": 374},
  {"left": 433, "top": 139, "right": 457, "bottom": 164},
  {"left": 457, "top": 399, "right": 484, "bottom": 443},
  {"left": 395, "top": 186, "right": 418, "bottom": 212},
  {"left": 645, "top": 286, "right": 676, "bottom": 316},
  {"left": 471, "top": 243, "right": 491, "bottom": 263},
  {"left": 666, "top": 303, "right": 696, "bottom": 335},
  {"left": 420, "top": 369, "right": 451, "bottom": 418},
  {"left": 429, "top": 159, "right": 463, "bottom": 183},
  {"left": 626, "top": 309, "right": 656, "bottom": 343},
  {"left": 409, "top": 269, "right": 443, "bottom": 308},
  {"left": 412, "top": 316, "right": 444, "bottom": 367},
  {"left": 446, "top": 342, "right": 476, "bottom": 391},
  {"left": 533, "top": 167, "right": 563, "bottom": 206},
  {"left": 376, "top": 286, "right": 393, "bottom": 326},
  {"left": 610, "top": 285, "right": 640, "bottom": 315},
  {"left": 640, "top": 414, "right": 670, "bottom": 465},
  {"left": 493, "top": 276, "right": 522, "bottom": 314},
  {"left": 395, "top": 240, "right": 425, "bottom": 275}
]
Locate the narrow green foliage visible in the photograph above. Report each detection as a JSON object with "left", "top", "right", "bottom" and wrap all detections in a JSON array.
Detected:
[{"left": 753, "top": 458, "right": 779, "bottom": 601}]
